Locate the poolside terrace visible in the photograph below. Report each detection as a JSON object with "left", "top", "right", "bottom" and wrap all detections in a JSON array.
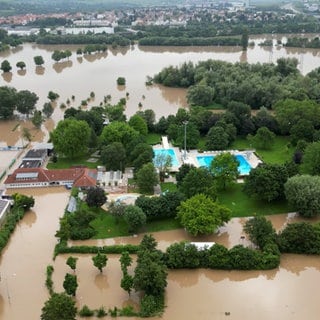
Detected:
[{"left": 153, "top": 136, "right": 263, "bottom": 174}]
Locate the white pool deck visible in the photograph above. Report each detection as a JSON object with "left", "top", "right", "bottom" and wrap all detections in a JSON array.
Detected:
[{"left": 153, "top": 141, "right": 262, "bottom": 174}]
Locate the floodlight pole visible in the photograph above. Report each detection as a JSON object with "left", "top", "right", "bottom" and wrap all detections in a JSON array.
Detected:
[{"left": 183, "top": 121, "right": 188, "bottom": 160}]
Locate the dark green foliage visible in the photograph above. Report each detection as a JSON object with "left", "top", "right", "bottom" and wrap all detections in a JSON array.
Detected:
[
  {"left": 164, "top": 242, "right": 200, "bottom": 269},
  {"left": 92, "top": 252, "right": 108, "bottom": 273},
  {"left": 136, "top": 163, "right": 158, "bottom": 194},
  {"left": 85, "top": 187, "right": 107, "bottom": 208},
  {"left": 101, "top": 142, "right": 126, "bottom": 171},
  {"left": 0, "top": 86, "right": 17, "bottom": 119},
  {"left": 41, "top": 293, "right": 77, "bottom": 320},
  {"left": 278, "top": 222, "right": 320, "bottom": 254},
  {"left": 48, "top": 91, "right": 60, "bottom": 101},
  {"left": 206, "top": 244, "right": 231, "bottom": 269},
  {"left": 1, "top": 59, "right": 12, "bottom": 72},
  {"left": 67, "top": 208, "right": 97, "bottom": 240},
  {"left": 117, "top": 77, "right": 126, "bottom": 85},
  {"left": 66, "top": 256, "right": 78, "bottom": 271},
  {"left": 135, "top": 192, "right": 185, "bottom": 221},
  {"left": 96, "top": 307, "right": 107, "bottom": 317},
  {"left": 45, "top": 265, "right": 54, "bottom": 295},
  {"left": 34, "top": 55, "right": 44, "bottom": 66},
  {"left": 63, "top": 273, "right": 78, "bottom": 296},
  {"left": 175, "top": 163, "right": 195, "bottom": 187},
  {"left": 244, "top": 216, "right": 277, "bottom": 249},
  {"left": 139, "top": 294, "right": 165, "bottom": 317},
  {"left": 12, "top": 193, "right": 35, "bottom": 210},
  {"left": 243, "top": 164, "right": 289, "bottom": 202},
  {"left": 179, "top": 167, "right": 216, "bottom": 199},
  {"left": 206, "top": 126, "right": 230, "bottom": 150},
  {"left": 79, "top": 305, "right": 94, "bottom": 317},
  {"left": 229, "top": 245, "right": 261, "bottom": 270},
  {"left": 55, "top": 243, "right": 139, "bottom": 256},
  {"left": 124, "top": 205, "right": 146, "bottom": 233},
  {"left": 301, "top": 141, "right": 320, "bottom": 175}
]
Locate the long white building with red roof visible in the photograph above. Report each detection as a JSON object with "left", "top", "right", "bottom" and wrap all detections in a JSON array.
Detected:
[{"left": 4, "top": 167, "right": 97, "bottom": 189}]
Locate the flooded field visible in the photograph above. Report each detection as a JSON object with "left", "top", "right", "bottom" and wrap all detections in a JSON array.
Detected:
[{"left": 0, "top": 188, "right": 319, "bottom": 319}]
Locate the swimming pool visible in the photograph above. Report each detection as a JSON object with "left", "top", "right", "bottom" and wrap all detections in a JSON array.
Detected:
[
  {"left": 196, "top": 154, "right": 252, "bottom": 175},
  {"left": 153, "top": 148, "right": 179, "bottom": 167}
]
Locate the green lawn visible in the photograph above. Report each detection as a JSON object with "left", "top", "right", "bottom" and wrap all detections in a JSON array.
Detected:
[
  {"left": 47, "top": 156, "right": 102, "bottom": 169},
  {"left": 232, "top": 136, "right": 294, "bottom": 164},
  {"left": 217, "top": 184, "right": 291, "bottom": 217},
  {"left": 160, "top": 182, "right": 177, "bottom": 192},
  {"left": 146, "top": 133, "right": 161, "bottom": 145},
  {"left": 91, "top": 209, "right": 181, "bottom": 238},
  {"left": 91, "top": 210, "right": 129, "bottom": 238}
]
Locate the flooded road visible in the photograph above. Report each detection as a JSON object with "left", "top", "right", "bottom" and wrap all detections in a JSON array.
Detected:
[{"left": 0, "top": 187, "right": 319, "bottom": 319}]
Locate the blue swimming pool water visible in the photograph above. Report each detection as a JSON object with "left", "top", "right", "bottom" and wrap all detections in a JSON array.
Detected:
[
  {"left": 196, "top": 154, "right": 252, "bottom": 175},
  {"left": 153, "top": 148, "right": 179, "bottom": 167}
]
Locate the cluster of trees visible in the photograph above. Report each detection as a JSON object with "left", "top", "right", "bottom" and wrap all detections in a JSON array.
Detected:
[
  {"left": 154, "top": 58, "right": 320, "bottom": 110},
  {"left": 76, "top": 44, "right": 108, "bottom": 55},
  {"left": 285, "top": 36, "right": 320, "bottom": 48},
  {"left": 51, "top": 49, "right": 72, "bottom": 62},
  {"left": 35, "top": 33, "right": 130, "bottom": 46},
  {"left": 138, "top": 36, "right": 242, "bottom": 46},
  {"left": 0, "top": 86, "right": 40, "bottom": 120}
]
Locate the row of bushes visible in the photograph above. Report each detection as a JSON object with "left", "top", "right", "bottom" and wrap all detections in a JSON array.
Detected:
[
  {"left": 164, "top": 242, "right": 280, "bottom": 270},
  {"left": 138, "top": 36, "right": 241, "bottom": 46},
  {"left": 244, "top": 216, "right": 320, "bottom": 255},
  {"left": 54, "top": 241, "right": 139, "bottom": 258}
]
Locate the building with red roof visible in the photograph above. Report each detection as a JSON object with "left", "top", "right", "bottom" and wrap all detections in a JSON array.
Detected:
[{"left": 4, "top": 167, "right": 97, "bottom": 189}]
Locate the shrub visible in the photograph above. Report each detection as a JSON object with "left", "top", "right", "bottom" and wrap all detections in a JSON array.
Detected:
[
  {"left": 140, "top": 294, "right": 164, "bottom": 317},
  {"left": 96, "top": 306, "right": 107, "bottom": 317},
  {"left": 79, "top": 305, "right": 94, "bottom": 317}
]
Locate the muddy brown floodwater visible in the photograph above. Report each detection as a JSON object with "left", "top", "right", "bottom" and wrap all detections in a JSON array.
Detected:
[{"left": 0, "top": 188, "right": 319, "bottom": 319}]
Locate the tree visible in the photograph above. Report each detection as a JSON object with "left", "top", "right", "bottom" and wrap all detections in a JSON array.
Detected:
[
  {"left": 99, "top": 121, "right": 139, "bottom": 149},
  {"left": 34, "top": 55, "right": 45, "bottom": 66},
  {"left": 244, "top": 216, "right": 277, "bottom": 249},
  {"left": 179, "top": 167, "right": 216, "bottom": 199},
  {"left": 16, "top": 90, "right": 39, "bottom": 117},
  {"left": 108, "top": 201, "right": 126, "bottom": 223},
  {"left": 249, "top": 126, "right": 276, "bottom": 150},
  {"left": 243, "top": 163, "right": 289, "bottom": 202},
  {"left": 41, "top": 293, "right": 77, "bottom": 320},
  {"left": 210, "top": 152, "right": 239, "bottom": 190},
  {"left": 124, "top": 205, "right": 146, "bottom": 233},
  {"left": 50, "top": 119, "right": 91, "bottom": 158},
  {"left": 31, "top": 110, "right": 44, "bottom": 129},
  {"left": 301, "top": 141, "right": 320, "bottom": 175},
  {"left": 187, "top": 84, "right": 215, "bottom": 107},
  {"left": 136, "top": 163, "right": 158, "bottom": 194},
  {"left": 176, "top": 122, "right": 200, "bottom": 149},
  {"left": 52, "top": 50, "right": 62, "bottom": 62},
  {"left": 175, "top": 163, "right": 195, "bottom": 187},
  {"left": 153, "top": 152, "right": 172, "bottom": 182},
  {"left": 12, "top": 193, "right": 35, "bottom": 210},
  {"left": 85, "top": 187, "right": 107, "bottom": 208},
  {"left": 42, "top": 102, "right": 54, "bottom": 118},
  {"left": 121, "top": 273, "right": 134, "bottom": 295},
  {"left": 21, "top": 127, "right": 32, "bottom": 146},
  {"left": 63, "top": 273, "right": 78, "bottom": 296},
  {"left": 92, "top": 252, "right": 108, "bottom": 273},
  {"left": 120, "top": 251, "right": 132, "bottom": 273},
  {"left": 133, "top": 235, "right": 167, "bottom": 296},
  {"left": 0, "top": 86, "right": 17, "bottom": 119},
  {"left": 289, "top": 119, "right": 314, "bottom": 145},
  {"left": 206, "top": 126, "right": 229, "bottom": 150},
  {"left": 16, "top": 61, "right": 26, "bottom": 70},
  {"left": 101, "top": 142, "right": 126, "bottom": 171},
  {"left": 241, "top": 27, "right": 249, "bottom": 51},
  {"left": 117, "top": 77, "right": 126, "bottom": 85},
  {"left": 1, "top": 60, "right": 12, "bottom": 72},
  {"left": 285, "top": 175, "right": 320, "bottom": 217},
  {"left": 177, "top": 194, "right": 231, "bottom": 236},
  {"left": 66, "top": 256, "right": 78, "bottom": 272},
  {"left": 48, "top": 91, "right": 59, "bottom": 101},
  {"left": 130, "top": 143, "right": 154, "bottom": 172},
  {"left": 129, "top": 114, "right": 148, "bottom": 135}
]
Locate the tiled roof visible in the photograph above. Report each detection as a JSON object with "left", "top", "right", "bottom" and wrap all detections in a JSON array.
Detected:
[{"left": 4, "top": 167, "right": 97, "bottom": 187}]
